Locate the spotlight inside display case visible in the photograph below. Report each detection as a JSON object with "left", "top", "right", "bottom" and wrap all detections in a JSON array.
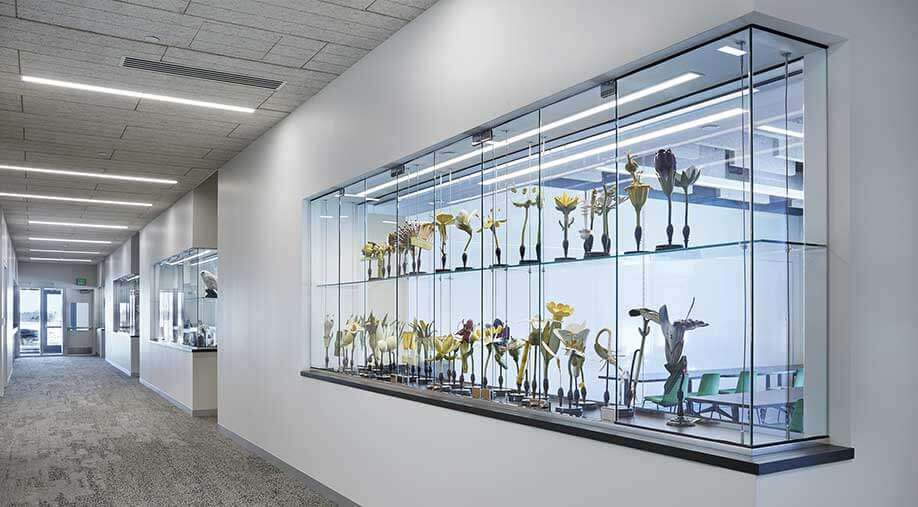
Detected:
[
  {"left": 114, "top": 273, "right": 139, "bottom": 336},
  {"left": 153, "top": 247, "right": 218, "bottom": 349},
  {"left": 306, "top": 26, "right": 830, "bottom": 452}
]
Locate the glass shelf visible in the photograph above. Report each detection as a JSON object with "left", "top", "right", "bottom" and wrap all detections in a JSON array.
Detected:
[{"left": 316, "top": 239, "right": 825, "bottom": 288}]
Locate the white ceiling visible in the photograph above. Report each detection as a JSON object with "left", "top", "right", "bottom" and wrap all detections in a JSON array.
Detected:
[{"left": 0, "top": 0, "right": 436, "bottom": 262}]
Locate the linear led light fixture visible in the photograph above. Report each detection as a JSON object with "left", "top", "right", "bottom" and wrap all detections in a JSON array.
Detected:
[
  {"left": 123, "top": 275, "right": 140, "bottom": 282},
  {"left": 480, "top": 108, "right": 746, "bottom": 185},
  {"left": 0, "top": 164, "right": 178, "bottom": 185},
  {"left": 757, "top": 125, "right": 804, "bottom": 138},
  {"left": 30, "top": 220, "right": 128, "bottom": 230},
  {"left": 21, "top": 76, "right": 255, "bottom": 113},
  {"left": 30, "top": 237, "right": 112, "bottom": 244},
  {"left": 358, "top": 72, "right": 703, "bottom": 197},
  {"left": 0, "top": 192, "right": 152, "bottom": 207},
  {"left": 191, "top": 256, "right": 218, "bottom": 266},
  {"left": 166, "top": 249, "right": 213, "bottom": 266},
  {"left": 30, "top": 257, "right": 93, "bottom": 263},
  {"left": 31, "top": 248, "right": 102, "bottom": 255},
  {"left": 717, "top": 45, "right": 747, "bottom": 57}
]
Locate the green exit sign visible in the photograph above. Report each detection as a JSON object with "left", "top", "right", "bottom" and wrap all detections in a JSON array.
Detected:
[{"left": 76, "top": 278, "right": 87, "bottom": 286}]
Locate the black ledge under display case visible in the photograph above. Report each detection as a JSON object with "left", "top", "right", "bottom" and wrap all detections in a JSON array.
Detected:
[{"left": 303, "top": 26, "right": 852, "bottom": 473}]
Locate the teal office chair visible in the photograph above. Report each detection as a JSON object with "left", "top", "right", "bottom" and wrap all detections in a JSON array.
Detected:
[
  {"left": 788, "top": 398, "right": 804, "bottom": 433},
  {"left": 793, "top": 367, "right": 805, "bottom": 388},
  {"left": 719, "top": 370, "right": 751, "bottom": 394},
  {"left": 687, "top": 373, "right": 721, "bottom": 417},
  {"left": 643, "top": 374, "right": 690, "bottom": 412}
]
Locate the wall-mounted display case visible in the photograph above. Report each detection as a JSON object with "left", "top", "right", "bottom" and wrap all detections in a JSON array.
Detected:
[
  {"left": 153, "top": 248, "right": 218, "bottom": 348},
  {"left": 307, "top": 27, "right": 828, "bottom": 450},
  {"left": 114, "top": 274, "right": 139, "bottom": 336}
]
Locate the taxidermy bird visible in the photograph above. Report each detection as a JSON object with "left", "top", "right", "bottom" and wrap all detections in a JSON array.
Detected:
[{"left": 201, "top": 270, "right": 218, "bottom": 298}]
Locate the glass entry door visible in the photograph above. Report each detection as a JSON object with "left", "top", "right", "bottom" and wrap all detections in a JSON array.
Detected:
[
  {"left": 18, "top": 288, "right": 64, "bottom": 356},
  {"left": 44, "top": 289, "right": 63, "bottom": 354}
]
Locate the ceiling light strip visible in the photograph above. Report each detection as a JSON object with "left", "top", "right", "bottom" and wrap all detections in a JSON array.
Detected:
[
  {"left": 30, "top": 257, "right": 94, "bottom": 263},
  {"left": 0, "top": 164, "right": 178, "bottom": 185},
  {"left": 22, "top": 76, "right": 255, "bottom": 113},
  {"left": 29, "top": 237, "right": 112, "bottom": 244},
  {"left": 0, "top": 192, "right": 152, "bottom": 207},
  {"left": 30, "top": 248, "right": 102, "bottom": 254},
  {"left": 29, "top": 220, "right": 128, "bottom": 230},
  {"left": 756, "top": 125, "right": 804, "bottom": 138}
]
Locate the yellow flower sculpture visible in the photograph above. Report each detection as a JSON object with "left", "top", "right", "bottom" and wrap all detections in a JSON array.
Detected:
[{"left": 546, "top": 301, "right": 574, "bottom": 321}]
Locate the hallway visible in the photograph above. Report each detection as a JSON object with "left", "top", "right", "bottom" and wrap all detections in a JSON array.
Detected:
[{"left": 0, "top": 357, "right": 335, "bottom": 506}]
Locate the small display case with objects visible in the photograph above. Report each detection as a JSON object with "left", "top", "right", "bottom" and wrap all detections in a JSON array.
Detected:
[
  {"left": 113, "top": 273, "right": 139, "bottom": 337},
  {"left": 305, "top": 26, "right": 838, "bottom": 457},
  {"left": 153, "top": 247, "right": 218, "bottom": 349}
]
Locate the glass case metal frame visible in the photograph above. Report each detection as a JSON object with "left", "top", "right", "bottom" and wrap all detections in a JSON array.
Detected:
[
  {"left": 113, "top": 273, "right": 139, "bottom": 336},
  {"left": 306, "top": 26, "right": 829, "bottom": 450}
]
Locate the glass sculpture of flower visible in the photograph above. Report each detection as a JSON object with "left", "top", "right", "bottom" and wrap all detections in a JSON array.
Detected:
[
  {"left": 479, "top": 210, "right": 507, "bottom": 251},
  {"left": 654, "top": 149, "right": 677, "bottom": 198},
  {"left": 554, "top": 192, "right": 580, "bottom": 217},
  {"left": 674, "top": 165, "right": 701, "bottom": 192},
  {"left": 455, "top": 209, "right": 478, "bottom": 251},
  {"left": 401, "top": 330, "right": 415, "bottom": 351},
  {"left": 625, "top": 155, "right": 651, "bottom": 214},
  {"left": 546, "top": 301, "right": 574, "bottom": 321},
  {"left": 434, "top": 333, "right": 459, "bottom": 361},
  {"left": 434, "top": 212, "right": 455, "bottom": 245}
]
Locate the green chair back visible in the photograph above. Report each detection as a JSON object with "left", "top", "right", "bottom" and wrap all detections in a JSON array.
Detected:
[
  {"left": 735, "top": 370, "right": 751, "bottom": 393},
  {"left": 788, "top": 398, "right": 804, "bottom": 432},
  {"left": 661, "top": 373, "right": 690, "bottom": 406},
  {"left": 793, "top": 368, "right": 805, "bottom": 388},
  {"left": 696, "top": 373, "right": 721, "bottom": 395}
]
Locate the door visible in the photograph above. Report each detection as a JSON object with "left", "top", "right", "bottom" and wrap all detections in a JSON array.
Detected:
[
  {"left": 42, "top": 288, "right": 63, "bottom": 355},
  {"left": 19, "top": 288, "right": 40, "bottom": 356}
]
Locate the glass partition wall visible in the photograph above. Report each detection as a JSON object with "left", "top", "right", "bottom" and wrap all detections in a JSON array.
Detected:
[
  {"left": 114, "top": 274, "right": 139, "bottom": 336},
  {"left": 307, "top": 27, "right": 827, "bottom": 449}
]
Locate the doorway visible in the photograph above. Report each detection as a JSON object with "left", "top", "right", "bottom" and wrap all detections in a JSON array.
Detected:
[{"left": 19, "top": 288, "right": 64, "bottom": 356}]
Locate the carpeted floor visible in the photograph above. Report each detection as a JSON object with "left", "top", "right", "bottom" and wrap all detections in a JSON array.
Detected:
[{"left": 0, "top": 356, "right": 336, "bottom": 506}]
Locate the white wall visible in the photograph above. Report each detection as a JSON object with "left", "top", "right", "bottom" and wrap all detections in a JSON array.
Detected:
[
  {"left": 139, "top": 174, "right": 218, "bottom": 411},
  {"left": 216, "top": 1, "right": 918, "bottom": 506},
  {"left": 0, "top": 209, "right": 17, "bottom": 394},
  {"left": 103, "top": 235, "right": 140, "bottom": 376}
]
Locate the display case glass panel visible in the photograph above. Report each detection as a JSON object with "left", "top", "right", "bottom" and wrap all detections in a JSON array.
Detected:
[
  {"left": 153, "top": 247, "right": 218, "bottom": 348},
  {"left": 114, "top": 274, "right": 139, "bottom": 336},
  {"left": 305, "top": 26, "right": 827, "bottom": 449}
]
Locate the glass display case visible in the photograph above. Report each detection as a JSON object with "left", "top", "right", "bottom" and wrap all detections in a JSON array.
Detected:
[
  {"left": 153, "top": 248, "right": 218, "bottom": 348},
  {"left": 307, "top": 27, "right": 827, "bottom": 449},
  {"left": 113, "top": 274, "right": 139, "bottom": 336}
]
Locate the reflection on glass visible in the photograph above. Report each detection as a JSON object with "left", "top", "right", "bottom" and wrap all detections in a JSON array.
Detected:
[{"left": 307, "top": 26, "right": 828, "bottom": 449}]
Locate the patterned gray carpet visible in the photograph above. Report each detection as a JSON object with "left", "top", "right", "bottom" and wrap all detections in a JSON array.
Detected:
[{"left": 0, "top": 356, "right": 335, "bottom": 506}]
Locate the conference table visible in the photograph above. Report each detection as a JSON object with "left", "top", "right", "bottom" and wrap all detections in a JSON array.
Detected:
[
  {"left": 686, "top": 387, "right": 804, "bottom": 424},
  {"left": 599, "top": 364, "right": 802, "bottom": 392}
]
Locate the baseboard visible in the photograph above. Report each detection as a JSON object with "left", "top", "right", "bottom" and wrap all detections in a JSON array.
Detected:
[
  {"left": 105, "top": 357, "right": 134, "bottom": 378},
  {"left": 139, "top": 378, "right": 216, "bottom": 418},
  {"left": 192, "top": 408, "right": 218, "bottom": 417},
  {"left": 217, "top": 424, "right": 358, "bottom": 507}
]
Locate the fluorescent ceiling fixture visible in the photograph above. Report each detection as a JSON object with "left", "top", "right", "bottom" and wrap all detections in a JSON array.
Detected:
[
  {"left": 400, "top": 88, "right": 754, "bottom": 201},
  {"left": 319, "top": 215, "right": 349, "bottom": 219},
  {"left": 757, "top": 125, "right": 804, "bottom": 138},
  {"left": 123, "top": 275, "right": 140, "bottom": 281},
  {"left": 0, "top": 164, "right": 178, "bottom": 184},
  {"left": 191, "top": 256, "right": 218, "bottom": 266},
  {"left": 480, "top": 108, "right": 746, "bottom": 185},
  {"left": 30, "top": 257, "right": 93, "bottom": 263},
  {"left": 21, "top": 76, "right": 255, "bottom": 113},
  {"left": 717, "top": 45, "right": 747, "bottom": 57},
  {"left": 30, "top": 237, "right": 112, "bottom": 244},
  {"left": 30, "top": 248, "right": 101, "bottom": 254},
  {"left": 30, "top": 220, "right": 128, "bottom": 230},
  {"left": 359, "top": 72, "right": 702, "bottom": 197},
  {"left": 166, "top": 249, "right": 213, "bottom": 265},
  {"left": 0, "top": 192, "right": 152, "bottom": 207}
]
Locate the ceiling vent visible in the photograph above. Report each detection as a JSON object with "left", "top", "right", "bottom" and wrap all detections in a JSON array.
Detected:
[{"left": 121, "top": 57, "right": 285, "bottom": 90}]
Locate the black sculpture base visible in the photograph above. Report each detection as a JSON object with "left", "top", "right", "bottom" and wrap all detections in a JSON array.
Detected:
[
  {"left": 452, "top": 388, "right": 472, "bottom": 397},
  {"left": 655, "top": 243, "right": 684, "bottom": 251},
  {"left": 434, "top": 268, "right": 451, "bottom": 273},
  {"left": 489, "top": 388, "right": 512, "bottom": 397},
  {"left": 454, "top": 266, "right": 475, "bottom": 272},
  {"left": 518, "top": 259, "right": 539, "bottom": 265},
  {"left": 584, "top": 252, "right": 609, "bottom": 258},
  {"left": 204, "top": 289, "right": 217, "bottom": 298},
  {"left": 554, "top": 257, "right": 576, "bottom": 262},
  {"left": 623, "top": 250, "right": 645, "bottom": 255},
  {"left": 555, "top": 406, "right": 584, "bottom": 417},
  {"left": 490, "top": 263, "right": 508, "bottom": 268},
  {"left": 508, "top": 392, "right": 526, "bottom": 403}
]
